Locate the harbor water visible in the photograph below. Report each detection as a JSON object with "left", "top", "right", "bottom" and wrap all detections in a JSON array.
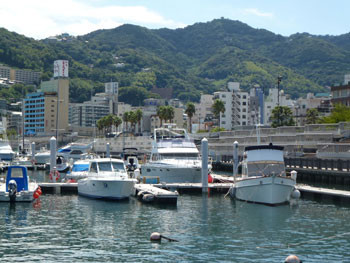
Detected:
[{"left": 0, "top": 170, "right": 350, "bottom": 262}]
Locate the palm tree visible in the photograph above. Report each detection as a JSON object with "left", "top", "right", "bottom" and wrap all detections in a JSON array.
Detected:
[
  {"left": 157, "top": 106, "right": 166, "bottom": 127},
  {"left": 185, "top": 102, "right": 196, "bottom": 133},
  {"left": 113, "top": 115, "right": 122, "bottom": 133},
  {"left": 212, "top": 99, "right": 225, "bottom": 127},
  {"left": 135, "top": 109, "right": 143, "bottom": 134},
  {"left": 123, "top": 111, "right": 131, "bottom": 132},
  {"left": 165, "top": 106, "right": 174, "bottom": 123},
  {"left": 129, "top": 111, "right": 138, "bottom": 134}
]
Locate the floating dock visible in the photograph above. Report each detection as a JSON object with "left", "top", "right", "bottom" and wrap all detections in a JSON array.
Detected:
[
  {"left": 37, "top": 181, "right": 350, "bottom": 204},
  {"left": 134, "top": 184, "right": 178, "bottom": 205}
]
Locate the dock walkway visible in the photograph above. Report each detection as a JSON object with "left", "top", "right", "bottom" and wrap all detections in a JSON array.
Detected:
[{"left": 37, "top": 181, "right": 350, "bottom": 204}]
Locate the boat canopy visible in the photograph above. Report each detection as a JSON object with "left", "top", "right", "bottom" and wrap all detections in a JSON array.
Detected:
[{"left": 72, "top": 163, "right": 89, "bottom": 172}]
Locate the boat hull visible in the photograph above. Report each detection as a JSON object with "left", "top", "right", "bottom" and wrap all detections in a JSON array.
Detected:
[
  {"left": 78, "top": 178, "right": 136, "bottom": 200},
  {"left": 234, "top": 176, "right": 295, "bottom": 205},
  {"left": 0, "top": 183, "right": 38, "bottom": 202},
  {"left": 141, "top": 163, "right": 202, "bottom": 183}
]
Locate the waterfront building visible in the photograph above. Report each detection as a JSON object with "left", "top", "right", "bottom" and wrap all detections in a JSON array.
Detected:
[
  {"left": 331, "top": 74, "right": 350, "bottom": 107},
  {"left": 249, "top": 86, "right": 264, "bottom": 125},
  {"left": 23, "top": 61, "right": 69, "bottom": 136},
  {"left": 6, "top": 111, "right": 22, "bottom": 133},
  {"left": 0, "top": 64, "right": 41, "bottom": 85},
  {"left": 293, "top": 93, "right": 331, "bottom": 125},
  {"left": 213, "top": 82, "right": 249, "bottom": 130},
  {"left": 193, "top": 94, "right": 213, "bottom": 132},
  {"left": 264, "top": 88, "right": 293, "bottom": 125}
]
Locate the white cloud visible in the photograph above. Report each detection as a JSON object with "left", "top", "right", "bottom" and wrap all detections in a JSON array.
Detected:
[
  {"left": 243, "top": 8, "right": 274, "bottom": 18},
  {"left": 0, "top": 0, "right": 185, "bottom": 39}
]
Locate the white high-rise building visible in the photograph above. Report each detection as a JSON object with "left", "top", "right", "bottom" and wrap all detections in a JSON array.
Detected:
[{"left": 213, "top": 82, "right": 249, "bottom": 130}]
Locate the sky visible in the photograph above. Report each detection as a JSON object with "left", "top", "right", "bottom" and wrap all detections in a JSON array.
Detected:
[{"left": 0, "top": 0, "right": 349, "bottom": 40}]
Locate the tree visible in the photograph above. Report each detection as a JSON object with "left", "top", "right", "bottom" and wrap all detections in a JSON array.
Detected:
[
  {"left": 157, "top": 106, "right": 166, "bottom": 127},
  {"left": 164, "top": 106, "right": 174, "bottom": 123},
  {"left": 305, "top": 108, "right": 320, "bottom": 124},
  {"left": 185, "top": 102, "right": 196, "bottom": 133},
  {"left": 113, "top": 115, "right": 122, "bottom": 132},
  {"left": 319, "top": 104, "right": 350, "bottom": 123},
  {"left": 123, "top": 111, "right": 131, "bottom": 131},
  {"left": 271, "top": 106, "right": 295, "bottom": 128},
  {"left": 212, "top": 99, "right": 225, "bottom": 127},
  {"left": 135, "top": 109, "right": 143, "bottom": 134}
]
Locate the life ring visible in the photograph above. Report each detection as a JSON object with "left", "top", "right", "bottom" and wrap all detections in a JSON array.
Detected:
[
  {"left": 49, "top": 170, "right": 60, "bottom": 181},
  {"left": 31, "top": 159, "right": 36, "bottom": 165}
]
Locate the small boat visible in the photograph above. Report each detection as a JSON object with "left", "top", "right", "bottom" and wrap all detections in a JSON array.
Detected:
[
  {"left": 0, "top": 165, "right": 41, "bottom": 202},
  {"left": 77, "top": 158, "right": 137, "bottom": 200},
  {"left": 230, "top": 144, "right": 298, "bottom": 205},
  {"left": 11, "top": 156, "right": 35, "bottom": 170},
  {"left": 123, "top": 148, "right": 140, "bottom": 179},
  {"left": 0, "top": 139, "right": 15, "bottom": 161},
  {"left": 35, "top": 142, "right": 94, "bottom": 165}
]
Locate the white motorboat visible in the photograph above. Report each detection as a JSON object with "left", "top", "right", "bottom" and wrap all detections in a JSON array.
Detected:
[
  {"left": 77, "top": 158, "right": 137, "bottom": 200},
  {"left": 0, "top": 165, "right": 41, "bottom": 202},
  {"left": 0, "top": 139, "right": 15, "bottom": 161},
  {"left": 230, "top": 144, "right": 298, "bottom": 205},
  {"left": 11, "top": 156, "right": 35, "bottom": 170},
  {"left": 34, "top": 142, "right": 93, "bottom": 164},
  {"left": 141, "top": 128, "right": 208, "bottom": 183}
]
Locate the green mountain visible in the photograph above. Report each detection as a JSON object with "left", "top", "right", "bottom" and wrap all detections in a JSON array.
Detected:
[{"left": 1, "top": 18, "right": 350, "bottom": 105}]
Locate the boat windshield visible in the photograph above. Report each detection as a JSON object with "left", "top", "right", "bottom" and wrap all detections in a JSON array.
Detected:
[
  {"left": 72, "top": 163, "right": 89, "bottom": 172},
  {"left": 112, "top": 162, "right": 125, "bottom": 172},
  {"left": 247, "top": 162, "right": 285, "bottom": 177},
  {"left": 97, "top": 162, "right": 125, "bottom": 172},
  {"left": 159, "top": 153, "right": 199, "bottom": 159},
  {"left": 98, "top": 162, "right": 113, "bottom": 172}
]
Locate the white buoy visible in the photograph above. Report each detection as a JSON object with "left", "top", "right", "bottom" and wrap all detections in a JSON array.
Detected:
[
  {"left": 291, "top": 170, "right": 297, "bottom": 181},
  {"left": 150, "top": 232, "right": 178, "bottom": 242},
  {"left": 284, "top": 254, "right": 301, "bottom": 263},
  {"left": 150, "top": 232, "right": 161, "bottom": 242},
  {"left": 201, "top": 138, "right": 208, "bottom": 193}
]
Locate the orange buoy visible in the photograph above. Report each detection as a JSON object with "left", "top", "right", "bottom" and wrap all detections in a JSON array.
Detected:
[{"left": 33, "top": 191, "right": 40, "bottom": 199}]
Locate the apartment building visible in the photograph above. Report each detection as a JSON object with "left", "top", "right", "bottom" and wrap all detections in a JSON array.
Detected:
[
  {"left": 213, "top": 82, "right": 249, "bottom": 130},
  {"left": 0, "top": 64, "right": 41, "bottom": 85}
]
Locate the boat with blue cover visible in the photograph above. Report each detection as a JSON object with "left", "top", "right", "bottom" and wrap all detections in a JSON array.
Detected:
[{"left": 0, "top": 165, "right": 41, "bottom": 202}]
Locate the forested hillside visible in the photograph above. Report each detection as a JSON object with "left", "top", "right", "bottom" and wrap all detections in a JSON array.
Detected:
[{"left": 1, "top": 18, "right": 349, "bottom": 105}]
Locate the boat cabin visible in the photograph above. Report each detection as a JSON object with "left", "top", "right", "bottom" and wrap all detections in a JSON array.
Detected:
[{"left": 241, "top": 144, "right": 285, "bottom": 178}]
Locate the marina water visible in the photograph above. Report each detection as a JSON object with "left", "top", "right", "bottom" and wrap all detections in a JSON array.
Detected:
[{"left": 1, "top": 170, "right": 350, "bottom": 262}]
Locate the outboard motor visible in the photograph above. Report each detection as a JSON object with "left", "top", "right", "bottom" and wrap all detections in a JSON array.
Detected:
[{"left": 8, "top": 180, "right": 17, "bottom": 202}]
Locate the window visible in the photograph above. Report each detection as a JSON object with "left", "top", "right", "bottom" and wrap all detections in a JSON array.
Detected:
[{"left": 242, "top": 102, "right": 246, "bottom": 105}]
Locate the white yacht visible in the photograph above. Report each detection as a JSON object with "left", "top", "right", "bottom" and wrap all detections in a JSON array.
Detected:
[
  {"left": 35, "top": 142, "right": 93, "bottom": 164},
  {"left": 77, "top": 158, "right": 137, "bottom": 200},
  {"left": 141, "top": 128, "right": 207, "bottom": 183},
  {"left": 0, "top": 139, "right": 15, "bottom": 161},
  {"left": 230, "top": 144, "right": 297, "bottom": 205}
]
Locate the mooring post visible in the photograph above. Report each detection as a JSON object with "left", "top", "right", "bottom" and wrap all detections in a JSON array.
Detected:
[
  {"left": 106, "top": 142, "right": 110, "bottom": 158},
  {"left": 201, "top": 138, "right": 208, "bottom": 193},
  {"left": 50, "top": 137, "right": 57, "bottom": 173},
  {"left": 233, "top": 141, "right": 238, "bottom": 185},
  {"left": 31, "top": 142, "right": 36, "bottom": 161}
]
